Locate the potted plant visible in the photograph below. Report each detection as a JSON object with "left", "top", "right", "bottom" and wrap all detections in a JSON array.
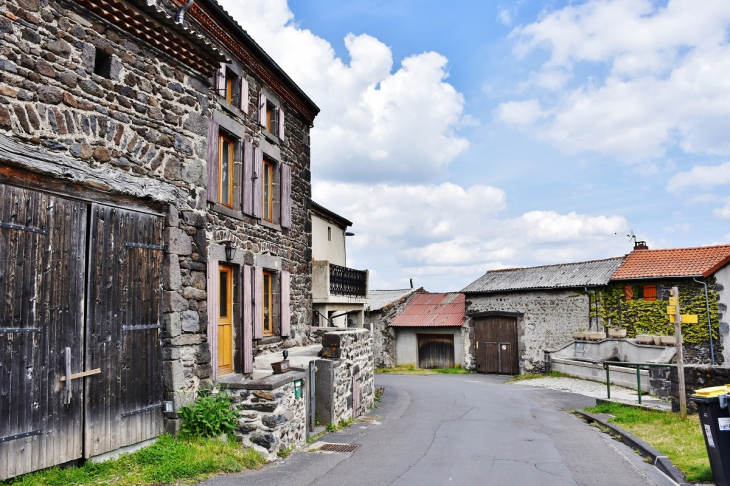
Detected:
[
  {"left": 635, "top": 328, "right": 654, "bottom": 344},
  {"left": 608, "top": 327, "right": 627, "bottom": 338},
  {"left": 652, "top": 334, "right": 662, "bottom": 345},
  {"left": 573, "top": 328, "right": 587, "bottom": 340},
  {"left": 589, "top": 330, "right": 605, "bottom": 341},
  {"left": 660, "top": 335, "right": 677, "bottom": 346}
]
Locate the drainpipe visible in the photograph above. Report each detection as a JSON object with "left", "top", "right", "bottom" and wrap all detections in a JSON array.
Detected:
[
  {"left": 585, "top": 287, "right": 591, "bottom": 331},
  {"left": 693, "top": 277, "right": 715, "bottom": 365},
  {"left": 175, "top": 0, "right": 195, "bottom": 24}
]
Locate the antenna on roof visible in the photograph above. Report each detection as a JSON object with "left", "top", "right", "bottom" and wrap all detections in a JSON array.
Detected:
[{"left": 616, "top": 230, "right": 637, "bottom": 246}]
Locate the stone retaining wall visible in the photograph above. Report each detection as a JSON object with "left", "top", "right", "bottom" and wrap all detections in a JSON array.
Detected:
[{"left": 669, "top": 365, "right": 730, "bottom": 413}]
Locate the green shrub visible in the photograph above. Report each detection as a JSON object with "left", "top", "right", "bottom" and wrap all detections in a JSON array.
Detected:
[{"left": 179, "top": 388, "right": 237, "bottom": 439}]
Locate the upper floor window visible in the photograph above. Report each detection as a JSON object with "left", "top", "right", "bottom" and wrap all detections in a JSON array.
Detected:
[
  {"left": 640, "top": 285, "right": 657, "bottom": 301},
  {"left": 266, "top": 102, "right": 279, "bottom": 137},
  {"left": 219, "top": 133, "right": 234, "bottom": 207},
  {"left": 216, "top": 65, "right": 248, "bottom": 112},
  {"left": 259, "top": 92, "right": 285, "bottom": 141},
  {"left": 262, "top": 159, "right": 274, "bottom": 222},
  {"left": 624, "top": 285, "right": 633, "bottom": 301}
]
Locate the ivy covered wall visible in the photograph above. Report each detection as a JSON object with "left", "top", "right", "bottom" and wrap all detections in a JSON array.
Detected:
[{"left": 589, "top": 278, "right": 719, "bottom": 345}]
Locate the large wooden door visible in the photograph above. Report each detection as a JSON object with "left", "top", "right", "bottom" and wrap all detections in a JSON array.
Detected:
[
  {"left": 474, "top": 317, "right": 518, "bottom": 374},
  {"left": 0, "top": 185, "right": 87, "bottom": 479},
  {"left": 418, "top": 334, "right": 455, "bottom": 369},
  {"left": 84, "top": 205, "right": 164, "bottom": 458}
]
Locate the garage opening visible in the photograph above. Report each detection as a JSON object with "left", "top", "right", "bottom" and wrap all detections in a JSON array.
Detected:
[{"left": 418, "top": 334, "right": 455, "bottom": 369}]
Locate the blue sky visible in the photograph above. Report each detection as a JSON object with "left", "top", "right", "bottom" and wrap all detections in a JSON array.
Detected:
[{"left": 219, "top": 0, "right": 730, "bottom": 291}]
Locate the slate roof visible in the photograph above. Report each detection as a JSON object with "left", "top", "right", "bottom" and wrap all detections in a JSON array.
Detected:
[
  {"left": 611, "top": 245, "right": 730, "bottom": 280},
  {"left": 461, "top": 257, "right": 625, "bottom": 293},
  {"left": 390, "top": 293, "right": 465, "bottom": 328},
  {"left": 366, "top": 289, "right": 417, "bottom": 312}
]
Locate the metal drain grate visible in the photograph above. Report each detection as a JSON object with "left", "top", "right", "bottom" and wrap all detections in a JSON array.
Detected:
[{"left": 320, "top": 443, "right": 360, "bottom": 453}]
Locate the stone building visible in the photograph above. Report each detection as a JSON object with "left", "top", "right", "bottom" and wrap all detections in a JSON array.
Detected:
[
  {"left": 0, "top": 0, "right": 318, "bottom": 478},
  {"left": 461, "top": 257, "right": 625, "bottom": 373},
  {"left": 364, "top": 288, "right": 419, "bottom": 368}
]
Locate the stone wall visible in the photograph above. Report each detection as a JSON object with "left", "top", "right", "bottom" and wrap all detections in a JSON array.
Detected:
[
  {"left": 225, "top": 371, "right": 306, "bottom": 460},
  {"left": 320, "top": 329, "right": 374, "bottom": 422},
  {"left": 669, "top": 365, "right": 730, "bottom": 414},
  {"left": 717, "top": 266, "right": 730, "bottom": 365},
  {"left": 366, "top": 292, "right": 417, "bottom": 368},
  {"left": 465, "top": 289, "right": 590, "bottom": 372}
]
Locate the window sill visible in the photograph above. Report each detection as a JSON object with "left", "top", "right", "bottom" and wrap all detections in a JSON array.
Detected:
[
  {"left": 257, "top": 336, "right": 282, "bottom": 345},
  {"left": 258, "top": 218, "right": 281, "bottom": 232},
  {"left": 210, "top": 203, "right": 244, "bottom": 221},
  {"left": 264, "top": 130, "right": 280, "bottom": 145},
  {"left": 219, "top": 99, "right": 246, "bottom": 120}
]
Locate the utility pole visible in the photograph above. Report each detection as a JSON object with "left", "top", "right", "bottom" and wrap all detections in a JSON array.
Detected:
[{"left": 672, "top": 287, "right": 687, "bottom": 419}]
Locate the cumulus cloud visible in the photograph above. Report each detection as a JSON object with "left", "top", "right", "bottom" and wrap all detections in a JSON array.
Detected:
[
  {"left": 500, "top": 0, "right": 730, "bottom": 160},
  {"left": 218, "top": 0, "right": 469, "bottom": 183},
  {"left": 666, "top": 162, "right": 730, "bottom": 192},
  {"left": 715, "top": 200, "right": 730, "bottom": 220},
  {"left": 497, "top": 99, "right": 547, "bottom": 125},
  {"left": 313, "top": 182, "right": 630, "bottom": 290}
]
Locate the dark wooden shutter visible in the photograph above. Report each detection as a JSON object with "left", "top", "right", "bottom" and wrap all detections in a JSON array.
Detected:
[
  {"left": 280, "top": 163, "right": 292, "bottom": 228},
  {"left": 242, "top": 265, "right": 253, "bottom": 373},
  {"left": 253, "top": 266, "right": 263, "bottom": 339},
  {"left": 240, "top": 77, "right": 249, "bottom": 114},
  {"left": 206, "top": 118, "right": 219, "bottom": 203},
  {"left": 206, "top": 258, "right": 219, "bottom": 383},
  {"left": 84, "top": 205, "right": 164, "bottom": 458},
  {"left": 242, "top": 140, "right": 253, "bottom": 215},
  {"left": 258, "top": 93, "right": 267, "bottom": 128},
  {"left": 280, "top": 270, "right": 291, "bottom": 337},
  {"left": 278, "top": 108, "right": 285, "bottom": 140},
  {"left": 252, "top": 146, "right": 263, "bottom": 219}
]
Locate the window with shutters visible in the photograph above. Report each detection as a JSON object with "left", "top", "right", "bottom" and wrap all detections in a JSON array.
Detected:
[
  {"left": 624, "top": 285, "right": 633, "bottom": 301},
  {"left": 266, "top": 102, "right": 279, "bottom": 137},
  {"left": 262, "top": 271, "right": 274, "bottom": 337},
  {"left": 218, "top": 133, "right": 234, "bottom": 208},
  {"left": 262, "top": 159, "right": 274, "bottom": 222},
  {"left": 640, "top": 284, "right": 657, "bottom": 301},
  {"left": 218, "top": 265, "right": 233, "bottom": 375},
  {"left": 224, "top": 69, "right": 241, "bottom": 106}
]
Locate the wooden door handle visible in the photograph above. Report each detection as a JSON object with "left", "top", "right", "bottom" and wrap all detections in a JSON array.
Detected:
[{"left": 60, "top": 368, "right": 101, "bottom": 382}]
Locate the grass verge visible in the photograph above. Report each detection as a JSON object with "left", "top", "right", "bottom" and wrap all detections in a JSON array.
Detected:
[
  {"left": 2, "top": 434, "right": 266, "bottom": 486},
  {"left": 376, "top": 363, "right": 469, "bottom": 375},
  {"left": 584, "top": 402, "right": 711, "bottom": 483},
  {"left": 504, "top": 371, "right": 570, "bottom": 383}
]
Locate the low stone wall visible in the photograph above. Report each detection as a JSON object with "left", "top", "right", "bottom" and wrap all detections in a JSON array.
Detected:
[
  {"left": 669, "top": 365, "right": 730, "bottom": 413},
  {"left": 222, "top": 371, "right": 306, "bottom": 459},
  {"left": 320, "top": 329, "right": 374, "bottom": 422},
  {"left": 551, "top": 358, "right": 651, "bottom": 392}
]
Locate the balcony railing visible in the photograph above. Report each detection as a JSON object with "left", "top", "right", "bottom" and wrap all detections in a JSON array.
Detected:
[{"left": 329, "top": 263, "right": 367, "bottom": 297}]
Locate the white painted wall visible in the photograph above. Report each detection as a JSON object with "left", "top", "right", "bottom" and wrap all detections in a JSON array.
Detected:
[
  {"left": 395, "top": 327, "right": 463, "bottom": 367},
  {"left": 716, "top": 265, "right": 730, "bottom": 366},
  {"left": 312, "top": 213, "right": 346, "bottom": 266}
]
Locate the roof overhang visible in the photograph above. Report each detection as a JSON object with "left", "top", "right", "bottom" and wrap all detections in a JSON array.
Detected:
[{"left": 467, "top": 311, "right": 524, "bottom": 319}]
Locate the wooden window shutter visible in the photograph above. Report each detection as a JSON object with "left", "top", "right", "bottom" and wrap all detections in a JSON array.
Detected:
[
  {"left": 643, "top": 285, "right": 657, "bottom": 301},
  {"left": 280, "top": 270, "right": 291, "bottom": 337},
  {"left": 253, "top": 266, "right": 263, "bottom": 339},
  {"left": 252, "top": 146, "right": 263, "bottom": 218},
  {"left": 242, "top": 140, "right": 254, "bottom": 215},
  {"left": 278, "top": 108, "right": 285, "bottom": 140},
  {"left": 258, "top": 92, "right": 267, "bottom": 128},
  {"left": 624, "top": 285, "right": 633, "bottom": 301},
  {"left": 242, "top": 265, "right": 253, "bottom": 373},
  {"left": 280, "top": 163, "right": 292, "bottom": 228},
  {"left": 206, "top": 258, "right": 220, "bottom": 382},
  {"left": 240, "top": 77, "right": 249, "bottom": 114},
  {"left": 206, "top": 118, "right": 219, "bottom": 203},
  {"left": 215, "top": 64, "right": 226, "bottom": 96}
]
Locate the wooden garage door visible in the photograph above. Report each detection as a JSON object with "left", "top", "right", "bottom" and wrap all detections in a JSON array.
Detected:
[
  {"left": 418, "top": 334, "right": 455, "bottom": 369},
  {"left": 474, "top": 317, "right": 518, "bottom": 374}
]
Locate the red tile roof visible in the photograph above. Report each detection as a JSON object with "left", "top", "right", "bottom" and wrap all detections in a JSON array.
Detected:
[
  {"left": 611, "top": 245, "right": 730, "bottom": 280},
  {"left": 390, "top": 293, "right": 465, "bottom": 327}
]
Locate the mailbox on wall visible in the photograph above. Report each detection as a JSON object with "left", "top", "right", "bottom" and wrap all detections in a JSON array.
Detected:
[{"left": 294, "top": 379, "right": 303, "bottom": 399}]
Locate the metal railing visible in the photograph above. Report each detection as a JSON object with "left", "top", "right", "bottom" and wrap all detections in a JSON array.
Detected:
[
  {"left": 329, "top": 263, "right": 367, "bottom": 297},
  {"left": 603, "top": 361, "right": 676, "bottom": 405}
]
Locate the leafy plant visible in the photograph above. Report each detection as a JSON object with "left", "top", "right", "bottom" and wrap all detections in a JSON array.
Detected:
[
  {"left": 374, "top": 387, "right": 385, "bottom": 402},
  {"left": 277, "top": 446, "right": 294, "bottom": 458},
  {"left": 326, "top": 422, "right": 338, "bottom": 432},
  {"left": 179, "top": 388, "right": 237, "bottom": 439}
]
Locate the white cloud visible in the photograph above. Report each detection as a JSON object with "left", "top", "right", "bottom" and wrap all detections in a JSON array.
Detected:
[
  {"left": 666, "top": 162, "right": 730, "bottom": 192},
  {"left": 218, "top": 0, "right": 469, "bottom": 183},
  {"left": 498, "top": 8, "right": 513, "bottom": 26},
  {"left": 715, "top": 200, "right": 730, "bottom": 220},
  {"left": 500, "top": 0, "right": 730, "bottom": 160},
  {"left": 497, "top": 99, "right": 548, "bottom": 126},
  {"left": 313, "top": 181, "right": 630, "bottom": 290}
]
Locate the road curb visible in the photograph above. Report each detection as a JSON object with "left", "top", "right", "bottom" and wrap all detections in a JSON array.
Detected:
[{"left": 575, "top": 410, "right": 691, "bottom": 486}]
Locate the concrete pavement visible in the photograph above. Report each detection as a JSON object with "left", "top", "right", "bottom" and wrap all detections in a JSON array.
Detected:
[{"left": 203, "top": 373, "right": 678, "bottom": 486}]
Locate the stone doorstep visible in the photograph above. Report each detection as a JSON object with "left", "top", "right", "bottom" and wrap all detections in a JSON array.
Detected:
[{"left": 575, "top": 410, "right": 691, "bottom": 486}]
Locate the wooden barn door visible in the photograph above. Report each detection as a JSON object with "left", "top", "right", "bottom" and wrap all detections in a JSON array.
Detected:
[
  {"left": 417, "top": 334, "right": 455, "bottom": 369},
  {"left": 84, "top": 205, "right": 164, "bottom": 458},
  {"left": 0, "top": 185, "right": 87, "bottom": 479},
  {"left": 474, "top": 317, "right": 518, "bottom": 374}
]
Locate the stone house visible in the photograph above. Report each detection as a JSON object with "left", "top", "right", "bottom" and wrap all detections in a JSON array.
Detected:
[
  {"left": 311, "top": 201, "right": 368, "bottom": 328},
  {"left": 0, "top": 0, "right": 318, "bottom": 477},
  {"left": 461, "top": 257, "right": 625, "bottom": 373},
  {"left": 365, "top": 288, "right": 419, "bottom": 368}
]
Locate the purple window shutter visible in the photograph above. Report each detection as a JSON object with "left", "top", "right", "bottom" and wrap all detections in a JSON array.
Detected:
[
  {"left": 280, "top": 163, "right": 292, "bottom": 228},
  {"left": 258, "top": 93, "right": 267, "bottom": 128},
  {"left": 280, "top": 270, "right": 291, "bottom": 337},
  {"left": 215, "top": 65, "right": 226, "bottom": 96},
  {"left": 242, "top": 265, "right": 253, "bottom": 373},
  {"left": 278, "top": 108, "right": 285, "bottom": 140},
  {"left": 207, "top": 259, "right": 219, "bottom": 382},
  {"left": 253, "top": 266, "right": 263, "bottom": 339},
  {"left": 240, "top": 77, "right": 249, "bottom": 114},
  {"left": 242, "top": 140, "right": 254, "bottom": 215},
  {"left": 252, "top": 146, "right": 263, "bottom": 219},
  {"left": 206, "top": 118, "right": 219, "bottom": 203}
]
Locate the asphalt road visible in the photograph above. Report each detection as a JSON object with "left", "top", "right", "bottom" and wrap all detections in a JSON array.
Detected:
[{"left": 203, "top": 373, "right": 678, "bottom": 486}]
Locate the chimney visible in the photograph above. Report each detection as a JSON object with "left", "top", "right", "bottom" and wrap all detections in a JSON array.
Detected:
[
  {"left": 410, "top": 278, "right": 414, "bottom": 289},
  {"left": 634, "top": 240, "right": 649, "bottom": 250}
]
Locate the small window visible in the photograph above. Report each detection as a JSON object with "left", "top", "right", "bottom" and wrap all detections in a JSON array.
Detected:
[
  {"left": 642, "top": 285, "right": 657, "bottom": 301},
  {"left": 263, "top": 271, "right": 273, "bottom": 337},
  {"left": 94, "top": 48, "right": 112, "bottom": 78},
  {"left": 262, "top": 159, "right": 274, "bottom": 222},
  {"left": 266, "top": 102, "right": 279, "bottom": 137},
  {"left": 624, "top": 285, "right": 633, "bottom": 301},
  {"left": 328, "top": 226, "right": 331, "bottom": 241},
  {"left": 224, "top": 70, "right": 240, "bottom": 106},
  {"left": 218, "top": 133, "right": 234, "bottom": 207}
]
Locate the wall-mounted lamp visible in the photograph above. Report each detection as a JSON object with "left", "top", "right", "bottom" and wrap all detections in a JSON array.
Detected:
[
  {"left": 345, "top": 232, "right": 355, "bottom": 236},
  {"left": 224, "top": 240, "right": 237, "bottom": 261}
]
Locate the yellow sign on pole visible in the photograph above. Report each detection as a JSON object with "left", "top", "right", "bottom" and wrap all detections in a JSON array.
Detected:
[
  {"left": 668, "top": 297, "right": 678, "bottom": 306},
  {"left": 667, "top": 306, "right": 676, "bottom": 315},
  {"left": 670, "top": 314, "right": 698, "bottom": 323}
]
